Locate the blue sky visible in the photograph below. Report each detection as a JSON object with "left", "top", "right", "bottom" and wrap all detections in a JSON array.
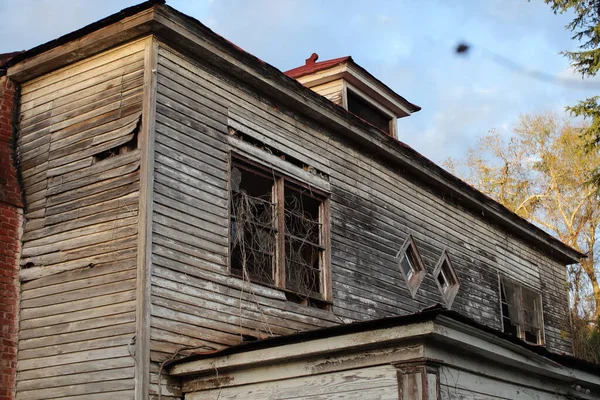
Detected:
[{"left": 0, "top": 0, "right": 596, "bottom": 164}]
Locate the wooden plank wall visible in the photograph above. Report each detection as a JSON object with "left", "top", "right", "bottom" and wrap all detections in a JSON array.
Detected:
[
  {"left": 309, "top": 79, "right": 344, "bottom": 107},
  {"left": 150, "top": 44, "right": 571, "bottom": 394},
  {"left": 185, "top": 365, "right": 399, "bottom": 400},
  {"left": 439, "top": 367, "right": 559, "bottom": 400},
  {"left": 15, "top": 40, "right": 146, "bottom": 400},
  {"left": 149, "top": 45, "right": 341, "bottom": 400},
  {"left": 151, "top": 46, "right": 568, "bottom": 396}
]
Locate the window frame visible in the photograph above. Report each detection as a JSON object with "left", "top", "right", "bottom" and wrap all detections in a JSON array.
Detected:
[
  {"left": 396, "top": 234, "right": 426, "bottom": 298},
  {"left": 432, "top": 249, "right": 460, "bottom": 309},
  {"left": 229, "top": 154, "right": 332, "bottom": 306},
  {"left": 343, "top": 82, "right": 397, "bottom": 137},
  {"left": 498, "top": 276, "right": 545, "bottom": 345}
]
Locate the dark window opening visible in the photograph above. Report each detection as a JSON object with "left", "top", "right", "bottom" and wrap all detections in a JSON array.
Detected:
[
  {"left": 437, "top": 270, "right": 447, "bottom": 290},
  {"left": 230, "top": 157, "right": 329, "bottom": 308},
  {"left": 230, "top": 163, "right": 276, "bottom": 286},
  {"left": 284, "top": 183, "right": 323, "bottom": 297},
  {"left": 347, "top": 89, "right": 392, "bottom": 135},
  {"left": 399, "top": 251, "right": 414, "bottom": 279},
  {"left": 500, "top": 281, "right": 520, "bottom": 338}
]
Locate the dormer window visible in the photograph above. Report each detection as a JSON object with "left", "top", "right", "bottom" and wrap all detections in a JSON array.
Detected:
[
  {"left": 346, "top": 88, "right": 394, "bottom": 135},
  {"left": 284, "top": 53, "right": 420, "bottom": 139}
]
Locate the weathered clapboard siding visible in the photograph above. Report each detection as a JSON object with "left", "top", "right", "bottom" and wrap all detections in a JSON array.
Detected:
[
  {"left": 15, "top": 39, "right": 146, "bottom": 399},
  {"left": 152, "top": 42, "right": 571, "bottom": 364},
  {"left": 309, "top": 79, "right": 344, "bottom": 107},
  {"left": 439, "top": 367, "right": 560, "bottom": 400},
  {"left": 185, "top": 365, "right": 399, "bottom": 400}
]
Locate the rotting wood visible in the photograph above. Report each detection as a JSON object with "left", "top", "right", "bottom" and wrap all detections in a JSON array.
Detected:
[{"left": 15, "top": 39, "right": 144, "bottom": 400}]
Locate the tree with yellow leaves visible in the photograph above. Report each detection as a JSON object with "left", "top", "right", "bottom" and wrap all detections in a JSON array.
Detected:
[{"left": 446, "top": 113, "right": 600, "bottom": 320}]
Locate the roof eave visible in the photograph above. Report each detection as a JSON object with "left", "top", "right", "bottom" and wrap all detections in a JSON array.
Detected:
[
  {"left": 168, "top": 308, "right": 600, "bottom": 389},
  {"left": 6, "top": 1, "right": 163, "bottom": 82}
]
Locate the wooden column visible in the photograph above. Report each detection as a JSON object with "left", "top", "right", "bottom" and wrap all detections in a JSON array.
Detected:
[
  {"left": 136, "top": 35, "right": 158, "bottom": 400},
  {"left": 396, "top": 361, "right": 440, "bottom": 400}
]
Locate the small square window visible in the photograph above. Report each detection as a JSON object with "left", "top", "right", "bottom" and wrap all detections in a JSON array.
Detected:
[
  {"left": 432, "top": 250, "right": 459, "bottom": 308},
  {"left": 500, "top": 277, "right": 544, "bottom": 345},
  {"left": 396, "top": 235, "right": 426, "bottom": 298}
]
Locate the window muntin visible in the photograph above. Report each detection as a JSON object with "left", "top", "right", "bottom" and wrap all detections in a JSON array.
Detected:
[
  {"left": 500, "top": 277, "right": 544, "bottom": 345},
  {"left": 230, "top": 157, "right": 329, "bottom": 307},
  {"left": 396, "top": 235, "right": 426, "bottom": 298},
  {"left": 433, "top": 250, "right": 459, "bottom": 308}
]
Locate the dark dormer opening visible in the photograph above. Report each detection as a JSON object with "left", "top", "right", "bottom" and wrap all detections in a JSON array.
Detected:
[{"left": 347, "top": 89, "right": 392, "bottom": 135}]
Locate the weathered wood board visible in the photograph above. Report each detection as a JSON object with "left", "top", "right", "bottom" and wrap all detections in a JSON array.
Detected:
[
  {"left": 15, "top": 39, "right": 146, "bottom": 400},
  {"left": 149, "top": 43, "right": 572, "bottom": 388},
  {"left": 185, "top": 365, "right": 399, "bottom": 400}
]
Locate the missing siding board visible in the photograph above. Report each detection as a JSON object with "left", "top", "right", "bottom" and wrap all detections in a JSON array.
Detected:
[
  {"left": 93, "top": 115, "right": 141, "bottom": 163},
  {"left": 230, "top": 156, "right": 330, "bottom": 308},
  {"left": 228, "top": 127, "right": 329, "bottom": 180}
]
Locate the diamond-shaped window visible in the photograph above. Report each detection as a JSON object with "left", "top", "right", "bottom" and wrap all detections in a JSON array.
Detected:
[
  {"left": 433, "top": 250, "right": 460, "bottom": 308},
  {"left": 396, "top": 235, "right": 426, "bottom": 298}
]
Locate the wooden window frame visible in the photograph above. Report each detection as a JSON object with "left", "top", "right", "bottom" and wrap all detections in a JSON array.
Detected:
[
  {"left": 229, "top": 154, "right": 332, "bottom": 306},
  {"left": 499, "top": 276, "right": 545, "bottom": 345},
  {"left": 396, "top": 234, "right": 426, "bottom": 298},
  {"left": 432, "top": 249, "right": 460, "bottom": 309},
  {"left": 343, "top": 82, "right": 397, "bottom": 138}
]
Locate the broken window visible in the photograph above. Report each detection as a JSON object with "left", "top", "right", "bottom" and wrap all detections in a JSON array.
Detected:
[
  {"left": 396, "top": 235, "right": 426, "bottom": 298},
  {"left": 230, "top": 156, "right": 329, "bottom": 307},
  {"left": 500, "top": 277, "right": 543, "bottom": 345},
  {"left": 433, "top": 250, "right": 460, "bottom": 308},
  {"left": 230, "top": 162, "right": 276, "bottom": 286}
]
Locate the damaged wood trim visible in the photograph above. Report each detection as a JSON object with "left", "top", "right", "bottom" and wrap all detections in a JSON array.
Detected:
[
  {"left": 227, "top": 135, "right": 330, "bottom": 193},
  {"left": 181, "top": 346, "right": 424, "bottom": 394},
  {"left": 169, "top": 321, "right": 435, "bottom": 376},
  {"left": 395, "top": 358, "right": 441, "bottom": 400},
  {"left": 135, "top": 36, "right": 158, "bottom": 400}
]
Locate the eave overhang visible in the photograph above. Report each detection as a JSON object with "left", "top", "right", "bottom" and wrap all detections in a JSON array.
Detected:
[
  {"left": 168, "top": 308, "right": 600, "bottom": 399},
  {"left": 6, "top": 1, "right": 584, "bottom": 265}
]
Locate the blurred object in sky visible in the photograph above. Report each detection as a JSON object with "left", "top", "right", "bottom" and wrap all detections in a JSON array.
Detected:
[{"left": 455, "top": 42, "right": 470, "bottom": 55}]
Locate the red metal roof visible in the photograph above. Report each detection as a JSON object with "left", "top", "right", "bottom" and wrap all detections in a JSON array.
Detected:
[
  {"left": 284, "top": 53, "right": 351, "bottom": 79},
  {"left": 284, "top": 53, "right": 421, "bottom": 113}
]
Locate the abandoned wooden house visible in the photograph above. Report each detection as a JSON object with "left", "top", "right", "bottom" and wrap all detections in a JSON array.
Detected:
[{"left": 0, "top": 1, "right": 599, "bottom": 399}]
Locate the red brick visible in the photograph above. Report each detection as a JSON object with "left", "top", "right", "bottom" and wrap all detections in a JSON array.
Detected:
[{"left": 0, "top": 76, "right": 20, "bottom": 400}]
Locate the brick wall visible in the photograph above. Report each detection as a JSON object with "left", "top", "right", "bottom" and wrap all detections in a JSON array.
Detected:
[{"left": 0, "top": 75, "right": 21, "bottom": 400}]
